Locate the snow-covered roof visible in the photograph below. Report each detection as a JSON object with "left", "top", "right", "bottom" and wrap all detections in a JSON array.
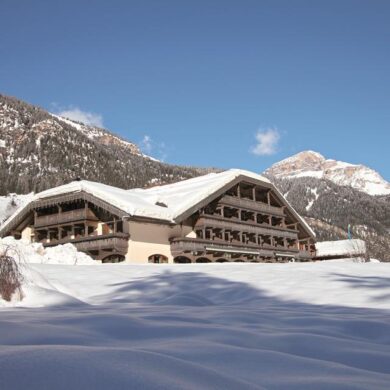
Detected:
[
  {"left": 35, "top": 180, "right": 173, "bottom": 221},
  {"left": 0, "top": 169, "right": 314, "bottom": 237},
  {"left": 315, "top": 239, "right": 366, "bottom": 258},
  {"left": 129, "top": 169, "right": 271, "bottom": 220}
]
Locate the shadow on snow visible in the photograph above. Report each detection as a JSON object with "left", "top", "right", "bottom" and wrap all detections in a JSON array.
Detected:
[{"left": 0, "top": 271, "right": 390, "bottom": 389}]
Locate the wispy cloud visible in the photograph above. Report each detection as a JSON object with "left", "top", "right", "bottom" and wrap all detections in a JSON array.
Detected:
[
  {"left": 140, "top": 135, "right": 168, "bottom": 161},
  {"left": 251, "top": 128, "right": 280, "bottom": 156},
  {"left": 56, "top": 106, "right": 104, "bottom": 127},
  {"left": 141, "top": 135, "right": 152, "bottom": 153}
]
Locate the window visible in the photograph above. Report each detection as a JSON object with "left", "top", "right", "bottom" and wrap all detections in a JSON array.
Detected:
[{"left": 148, "top": 254, "right": 168, "bottom": 264}]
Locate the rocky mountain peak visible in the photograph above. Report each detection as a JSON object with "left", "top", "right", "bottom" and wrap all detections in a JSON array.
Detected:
[
  {"left": 265, "top": 151, "right": 390, "bottom": 196},
  {"left": 271, "top": 151, "right": 325, "bottom": 173}
]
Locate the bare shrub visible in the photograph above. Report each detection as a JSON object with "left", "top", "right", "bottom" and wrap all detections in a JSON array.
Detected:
[{"left": 0, "top": 247, "right": 24, "bottom": 301}]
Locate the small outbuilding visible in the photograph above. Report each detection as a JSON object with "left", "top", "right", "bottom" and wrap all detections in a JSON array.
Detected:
[{"left": 314, "top": 239, "right": 367, "bottom": 261}]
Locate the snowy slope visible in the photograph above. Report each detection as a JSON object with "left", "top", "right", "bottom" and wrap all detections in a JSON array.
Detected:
[
  {"left": 1, "top": 261, "right": 390, "bottom": 389},
  {"left": 265, "top": 151, "right": 390, "bottom": 196},
  {"left": 50, "top": 114, "right": 141, "bottom": 154},
  {"left": 0, "top": 193, "right": 33, "bottom": 223}
]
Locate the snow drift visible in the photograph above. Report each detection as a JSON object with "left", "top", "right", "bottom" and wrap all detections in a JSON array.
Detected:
[
  {"left": 0, "top": 236, "right": 97, "bottom": 265},
  {"left": 0, "top": 260, "right": 390, "bottom": 389},
  {"left": 0, "top": 237, "right": 97, "bottom": 307}
]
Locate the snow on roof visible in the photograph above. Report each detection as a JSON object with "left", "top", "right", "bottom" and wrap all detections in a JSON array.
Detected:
[
  {"left": 0, "top": 169, "right": 314, "bottom": 237},
  {"left": 32, "top": 180, "right": 173, "bottom": 221},
  {"left": 315, "top": 239, "right": 366, "bottom": 258},
  {"left": 129, "top": 169, "right": 271, "bottom": 220}
]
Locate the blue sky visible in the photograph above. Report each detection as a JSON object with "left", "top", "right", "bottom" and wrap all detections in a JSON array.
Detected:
[{"left": 1, "top": 0, "right": 389, "bottom": 179}]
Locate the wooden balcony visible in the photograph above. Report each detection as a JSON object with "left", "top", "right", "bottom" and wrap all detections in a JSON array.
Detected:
[
  {"left": 220, "top": 195, "right": 285, "bottom": 216},
  {"left": 34, "top": 208, "right": 98, "bottom": 228},
  {"left": 170, "top": 237, "right": 298, "bottom": 258},
  {"left": 43, "top": 233, "right": 129, "bottom": 253},
  {"left": 195, "top": 215, "right": 298, "bottom": 239}
]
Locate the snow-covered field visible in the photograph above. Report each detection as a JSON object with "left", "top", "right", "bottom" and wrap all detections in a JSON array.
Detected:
[{"left": 1, "top": 257, "right": 390, "bottom": 388}]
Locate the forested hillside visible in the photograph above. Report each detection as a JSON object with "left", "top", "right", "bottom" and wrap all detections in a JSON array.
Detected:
[
  {"left": 268, "top": 175, "right": 390, "bottom": 261},
  {"left": 0, "top": 94, "right": 212, "bottom": 195}
]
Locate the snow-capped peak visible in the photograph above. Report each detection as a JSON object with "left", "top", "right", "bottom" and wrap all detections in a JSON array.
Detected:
[{"left": 265, "top": 151, "right": 390, "bottom": 196}]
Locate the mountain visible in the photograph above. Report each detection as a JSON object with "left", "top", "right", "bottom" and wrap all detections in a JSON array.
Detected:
[
  {"left": 265, "top": 151, "right": 390, "bottom": 261},
  {"left": 1, "top": 94, "right": 388, "bottom": 260},
  {"left": 266, "top": 151, "right": 390, "bottom": 196},
  {"left": 0, "top": 94, "right": 213, "bottom": 195}
]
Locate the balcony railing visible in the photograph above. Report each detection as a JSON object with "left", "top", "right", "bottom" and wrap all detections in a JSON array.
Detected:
[
  {"left": 221, "top": 195, "right": 285, "bottom": 216},
  {"left": 43, "top": 233, "right": 129, "bottom": 253},
  {"left": 34, "top": 209, "right": 98, "bottom": 228},
  {"left": 170, "top": 237, "right": 299, "bottom": 258},
  {"left": 195, "top": 215, "right": 298, "bottom": 239}
]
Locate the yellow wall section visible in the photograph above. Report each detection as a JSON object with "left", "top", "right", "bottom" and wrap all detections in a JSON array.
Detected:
[
  {"left": 21, "top": 226, "right": 32, "bottom": 241},
  {"left": 125, "top": 220, "right": 194, "bottom": 264}
]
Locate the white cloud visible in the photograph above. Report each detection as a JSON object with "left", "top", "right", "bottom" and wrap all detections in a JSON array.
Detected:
[
  {"left": 140, "top": 135, "right": 168, "bottom": 161},
  {"left": 251, "top": 128, "right": 280, "bottom": 156},
  {"left": 57, "top": 107, "right": 104, "bottom": 127},
  {"left": 141, "top": 135, "right": 152, "bottom": 153}
]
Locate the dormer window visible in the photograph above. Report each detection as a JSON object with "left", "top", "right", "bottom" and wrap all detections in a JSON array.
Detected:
[{"left": 155, "top": 201, "right": 168, "bottom": 208}]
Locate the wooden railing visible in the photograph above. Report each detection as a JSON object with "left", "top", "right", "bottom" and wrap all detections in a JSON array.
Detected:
[
  {"left": 74, "top": 236, "right": 129, "bottom": 252},
  {"left": 43, "top": 233, "right": 129, "bottom": 252},
  {"left": 195, "top": 215, "right": 298, "bottom": 239},
  {"left": 220, "top": 195, "right": 285, "bottom": 216},
  {"left": 170, "top": 237, "right": 299, "bottom": 257},
  {"left": 34, "top": 209, "right": 97, "bottom": 227}
]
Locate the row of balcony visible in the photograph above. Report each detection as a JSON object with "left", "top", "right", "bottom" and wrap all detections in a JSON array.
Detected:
[
  {"left": 34, "top": 208, "right": 98, "bottom": 228},
  {"left": 170, "top": 237, "right": 300, "bottom": 258},
  {"left": 195, "top": 215, "right": 298, "bottom": 239}
]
